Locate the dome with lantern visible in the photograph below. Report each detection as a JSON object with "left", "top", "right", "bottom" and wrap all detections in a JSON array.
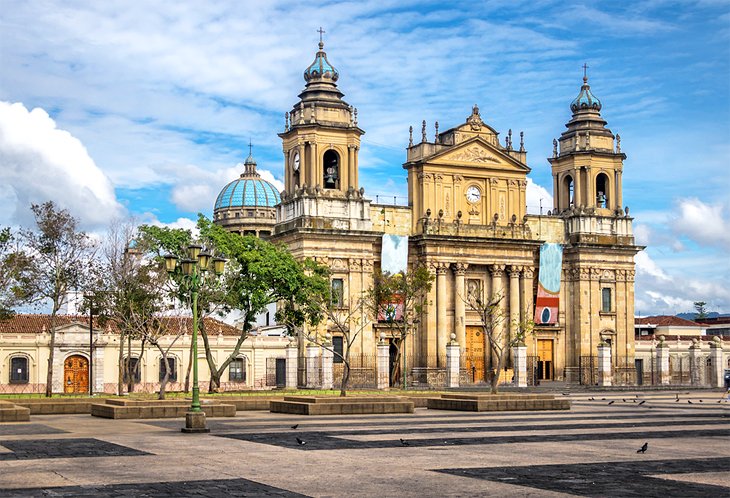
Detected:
[{"left": 213, "top": 147, "right": 280, "bottom": 238}]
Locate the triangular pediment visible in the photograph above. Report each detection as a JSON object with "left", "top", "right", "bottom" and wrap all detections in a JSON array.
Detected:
[{"left": 428, "top": 136, "right": 530, "bottom": 173}]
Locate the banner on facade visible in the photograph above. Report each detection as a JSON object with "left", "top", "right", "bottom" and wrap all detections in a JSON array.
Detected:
[
  {"left": 378, "top": 235, "right": 408, "bottom": 322},
  {"left": 381, "top": 234, "right": 408, "bottom": 274},
  {"left": 534, "top": 243, "right": 563, "bottom": 325}
]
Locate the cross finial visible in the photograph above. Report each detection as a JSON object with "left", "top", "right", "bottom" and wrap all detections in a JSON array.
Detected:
[
  {"left": 248, "top": 139, "right": 253, "bottom": 156},
  {"left": 582, "top": 63, "right": 589, "bottom": 82},
  {"left": 318, "top": 27, "right": 325, "bottom": 44}
]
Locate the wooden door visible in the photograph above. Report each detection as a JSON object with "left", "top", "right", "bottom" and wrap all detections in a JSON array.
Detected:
[
  {"left": 465, "top": 326, "right": 485, "bottom": 382},
  {"left": 64, "top": 355, "right": 89, "bottom": 394},
  {"left": 537, "top": 339, "right": 553, "bottom": 381}
]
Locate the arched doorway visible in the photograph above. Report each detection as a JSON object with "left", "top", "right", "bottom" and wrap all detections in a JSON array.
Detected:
[{"left": 64, "top": 355, "right": 89, "bottom": 394}]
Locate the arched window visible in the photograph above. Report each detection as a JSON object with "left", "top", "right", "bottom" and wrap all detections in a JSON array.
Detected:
[
  {"left": 10, "top": 356, "right": 29, "bottom": 384},
  {"left": 596, "top": 173, "right": 610, "bottom": 208},
  {"left": 323, "top": 149, "right": 340, "bottom": 189},
  {"left": 159, "top": 357, "right": 177, "bottom": 382},
  {"left": 562, "top": 174, "right": 574, "bottom": 209}
]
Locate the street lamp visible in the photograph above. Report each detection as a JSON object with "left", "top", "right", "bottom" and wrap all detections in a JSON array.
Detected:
[{"left": 164, "top": 245, "right": 225, "bottom": 433}]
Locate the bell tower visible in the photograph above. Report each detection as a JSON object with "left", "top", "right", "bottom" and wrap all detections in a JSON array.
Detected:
[
  {"left": 549, "top": 67, "right": 626, "bottom": 215},
  {"left": 548, "top": 69, "right": 642, "bottom": 383},
  {"left": 279, "top": 31, "right": 364, "bottom": 197}
]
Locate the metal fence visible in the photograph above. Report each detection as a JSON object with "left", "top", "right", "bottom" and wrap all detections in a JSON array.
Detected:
[
  {"left": 579, "top": 356, "right": 597, "bottom": 385},
  {"left": 333, "top": 354, "right": 377, "bottom": 389}
]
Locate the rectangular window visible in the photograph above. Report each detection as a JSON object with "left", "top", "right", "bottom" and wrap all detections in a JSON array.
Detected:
[
  {"left": 10, "top": 357, "right": 29, "bottom": 384},
  {"left": 123, "top": 357, "right": 141, "bottom": 383},
  {"left": 159, "top": 358, "right": 177, "bottom": 382},
  {"left": 331, "top": 278, "right": 344, "bottom": 307},
  {"left": 332, "top": 336, "right": 344, "bottom": 363},
  {"left": 602, "top": 288, "right": 612, "bottom": 313},
  {"left": 229, "top": 358, "right": 246, "bottom": 382}
]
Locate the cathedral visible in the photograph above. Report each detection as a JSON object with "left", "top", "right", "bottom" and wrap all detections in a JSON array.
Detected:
[{"left": 213, "top": 38, "right": 642, "bottom": 385}]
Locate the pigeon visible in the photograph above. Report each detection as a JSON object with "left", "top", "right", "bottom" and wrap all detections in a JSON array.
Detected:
[
  {"left": 699, "top": 400, "right": 703, "bottom": 403},
  {"left": 601, "top": 397, "right": 606, "bottom": 401},
  {"left": 589, "top": 397, "right": 595, "bottom": 401},
  {"left": 638, "top": 400, "right": 646, "bottom": 406},
  {"left": 561, "top": 392, "right": 570, "bottom": 396},
  {"left": 623, "top": 398, "right": 627, "bottom": 402},
  {"left": 637, "top": 442, "right": 648, "bottom": 454},
  {"left": 608, "top": 400, "right": 615, "bottom": 405},
  {"left": 718, "top": 400, "right": 723, "bottom": 404},
  {"left": 688, "top": 400, "right": 693, "bottom": 404},
  {"left": 400, "top": 438, "right": 410, "bottom": 447},
  {"left": 291, "top": 424, "right": 299, "bottom": 429},
  {"left": 296, "top": 437, "right": 306, "bottom": 445}
]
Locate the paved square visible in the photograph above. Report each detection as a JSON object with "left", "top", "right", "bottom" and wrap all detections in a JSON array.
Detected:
[{"left": 0, "top": 391, "right": 727, "bottom": 497}]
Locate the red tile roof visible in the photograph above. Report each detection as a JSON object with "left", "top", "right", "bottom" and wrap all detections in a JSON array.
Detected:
[
  {"left": 0, "top": 313, "right": 241, "bottom": 336},
  {"left": 635, "top": 315, "right": 704, "bottom": 327}
]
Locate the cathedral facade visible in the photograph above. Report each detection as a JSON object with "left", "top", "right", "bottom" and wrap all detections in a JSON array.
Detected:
[{"left": 216, "top": 40, "right": 642, "bottom": 385}]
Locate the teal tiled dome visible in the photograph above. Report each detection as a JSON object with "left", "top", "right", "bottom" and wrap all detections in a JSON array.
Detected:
[
  {"left": 303, "top": 41, "right": 339, "bottom": 83},
  {"left": 570, "top": 76, "right": 602, "bottom": 113},
  {"left": 214, "top": 154, "right": 280, "bottom": 209}
]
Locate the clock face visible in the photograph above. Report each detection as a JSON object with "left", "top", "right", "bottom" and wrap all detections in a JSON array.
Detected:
[
  {"left": 466, "top": 186, "right": 481, "bottom": 203},
  {"left": 292, "top": 152, "right": 300, "bottom": 171}
]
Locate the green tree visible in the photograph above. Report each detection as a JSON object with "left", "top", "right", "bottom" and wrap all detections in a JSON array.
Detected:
[
  {"left": 90, "top": 220, "right": 168, "bottom": 395},
  {"left": 0, "top": 227, "right": 34, "bottom": 319},
  {"left": 364, "top": 266, "right": 433, "bottom": 388},
  {"left": 693, "top": 301, "right": 708, "bottom": 321},
  {"left": 19, "top": 202, "right": 97, "bottom": 397},
  {"left": 199, "top": 217, "right": 328, "bottom": 392}
]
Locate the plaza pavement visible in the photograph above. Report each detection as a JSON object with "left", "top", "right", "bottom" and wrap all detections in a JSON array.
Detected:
[{"left": 0, "top": 389, "right": 728, "bottom": 497}]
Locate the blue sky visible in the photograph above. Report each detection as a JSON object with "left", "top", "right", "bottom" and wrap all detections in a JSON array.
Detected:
[{"left": 1, "top": 0, "right": 729, "bottom": 315}]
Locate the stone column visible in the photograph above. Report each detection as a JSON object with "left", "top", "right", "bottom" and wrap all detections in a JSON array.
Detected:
[
  {"left": 520, "top": 267, "right": 534, "bottom": 325},
  {"left": 436, "top": 263, "right": 449, "bottom": 367},
  {"left": 286, "top": 340, "right": 298, "bottom": 389},
  {"left": 508, "top": 266, "right": 521, "bottom": 345},
  {"left": 376, "top": 333, "right": 390, "bottom": 390},
  {"left": 321, "top": 336, "right": 334, "bottom": 390},
  {"left": 708, "top": 337, "right": 724, "bottom": 388},
  {"left": 452, "top": 263, "right": 467, "bottom": 354},
  {"left": 306, "top": 344, "right": 320, "bottom": 388},
  {"left": 424, "top": 261, "right": 438, "bottom": 365},
  {"left": 489, "top": 265, "right": 506, "bottom": 378},
  {"left": 689, "top": 339, "right": 702, "bottom": 386},
  {"left": 597, "top": 341, "right": 612, "bottom": 387},
  {"left": 655, "top": 336, "right": 670, "bottom": 386},
  {"left": 512, "top": 343, "right": 527, "bottom": 388},
  {"left": 446, "top": 334, "right": 460, "bottom": 388}
]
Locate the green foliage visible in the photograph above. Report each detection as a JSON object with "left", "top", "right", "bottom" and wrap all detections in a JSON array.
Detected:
[
  {"left": 0, "top": 227, "right": 35, "bottom": 319},
  {"left": 693, "top": 301, "right": 708, "bottom": 321}
]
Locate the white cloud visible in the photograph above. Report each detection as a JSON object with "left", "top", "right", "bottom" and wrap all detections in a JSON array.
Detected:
[
  {"left": 671, "top": 198, "right": 730, "bottom": 250},
  {"left": 0, "top": 101, "right": 124, "bottom": 228},
  {"left": 635, "top": 251, "right": 671, "bottom": 282},
  {"left": 526, "top": 178, "right": 553, "bottom": 215}
]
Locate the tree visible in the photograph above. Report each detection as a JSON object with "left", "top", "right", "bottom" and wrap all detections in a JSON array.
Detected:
[
  {"left": 0, "top": 227, "right": 34, "bottom": 319},
  {"left": 693, "top": 301, "right": 708, "bottom": 321},
  {"left": 297, "top": 263, "right": 369, "bottom": 396},
  {"left": 364, "top": 266, "right": 433, "bottom": 388},
  {"left": 19, "top": 202, "right": 96, "bottom": 397},
  {"left": 464, "top": 291, "right": 534, "bottom": 394},
  {"left": 199, "top": 218, "right": 328, "bottom": 392},
  {"left": 90, "top": 220, "right": 168, "bottom": 395}
]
